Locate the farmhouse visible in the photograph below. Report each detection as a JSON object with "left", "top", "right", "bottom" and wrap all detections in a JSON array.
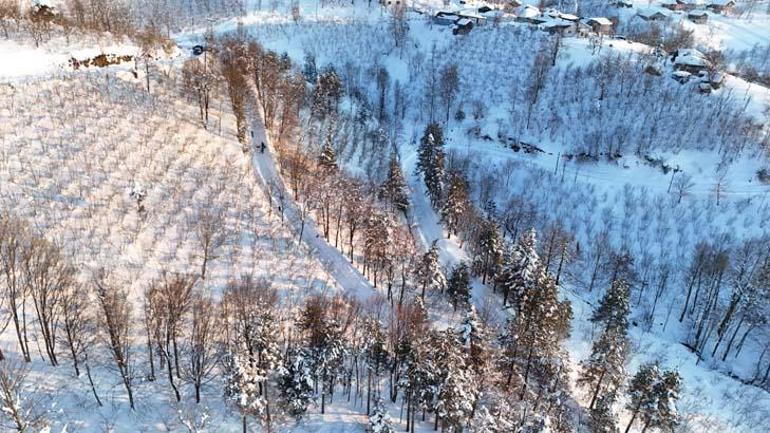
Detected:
[
  {"left": 515, "top": 5, "right": 547, "bottom": 24},
  {"left": 434, "top": 11, "right": 460, "bottom": 25},
  {"left": 453, "top": 18, "right": 474, "bottom": 35},
  {"left": 637, "top": 8, "right": 669, "bottom": 20},
  {"left": 688, "top": 10, "right": 709, "bottom": 23},
  {"left": 542, "top": 19, "right": 577, "bottom": 36},
  {"left": 584, "top": 17, "right": 613, "bottom": 34},
  {"left": 707, "top": 0, "right": 735, "bottom": 13},
  {"left": 672, "top": 48, "right": 711, "bottom": 74},
  {"left": 661, "top": 0, "right": 685, "bottom": 11}
]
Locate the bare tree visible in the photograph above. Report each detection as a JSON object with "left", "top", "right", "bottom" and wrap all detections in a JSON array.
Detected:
[
  {"left": 439, "top": 63, "right": 460, "bottom": 123},
  {"left": 94, "top": 273, "right": 135, "bottom": 410},
  {"left": 182, "top": 57, "right": 218, "bottom": 129},
  {"left": 185, "top": 292, "right": 220, "bottom": 403},
  {"left": 0, "top": 359, "right": 47, "bottom": 432},
  {"left": 0, "top": 215, "right": 32, "bottom": 362},
  {"left": 60, "top": 282, "right": 102, "bottom": 406},
  {"left": 193, "top": 208, "right": 230, "bottom": 281},
  {"left": 672, "top": 173, "right": 695, "bottom": 204},
  {"left": 0, "top": 0, "right": 20, "bottom": 38},
  {"left": 26, "top": 238, "right": 74, "bottom": 367}
]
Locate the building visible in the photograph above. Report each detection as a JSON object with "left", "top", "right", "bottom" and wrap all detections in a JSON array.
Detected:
[
  {"left": 687, "top": 10, "right": 709, "bottom": 23},
  {"left": 637, "top": 8, "right": 669, "bottom": 20},
  {"left": 584, "top": 17, "right": 613, "bottom": 34},
  {"left": 542, "top": 19, "right": 577, "bottom": 36},
  {"left": 453, "top": 18, "right": 474, "bottom": 35},
  {"left": 515, "top": 5, "right": 547, "bottom": 24},
  {"left": 661, "top": 0, "right": 685, "bottom": 11},
  {"left": 707, "top": 0, "right": 735, "bottom": 13},
  {"left": 434, "top": 11, "right": 460, "bottom": 25},
  {"left": 672, "top": 48, "right": 711, "bottom": 74}
]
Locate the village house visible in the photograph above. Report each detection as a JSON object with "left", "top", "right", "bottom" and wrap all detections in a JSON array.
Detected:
[
  {"left": 672, "top": 48, "right": 712, "bottom": 74},
  {"left": 682, "top": 0, "right": 708, "bottom": 10},
  {"left": 542, "top": 18, "right": 577, "bottom": 36},
  {"left": 584, "top": 17, "right": 613, "bottom": 34},
  {"left": 688, "top": 9, "right": 709, "bottom": 23},
  {"left": 707, "top": 0, "right": 735, "bottom": 13},
  {"left": 456, "top": 9, "right": 488, "bottom": 26},
  {"left": 434, "top": 11, "right": 460, "bottom": 25},
  {"left": 515, "top": 4, "right": 547, "bottom": 24},
  {"left": 661, "top": 0, "right": 685, "bottom": 11},
  {"left": 453, "top": 17, "right": 474, "bottom": 35},
  {"left": 637, "top": 8, "right": 669, "bottom": 20},
  {"left": 612, "top": 0, "right": 634, "bottom": 7}
]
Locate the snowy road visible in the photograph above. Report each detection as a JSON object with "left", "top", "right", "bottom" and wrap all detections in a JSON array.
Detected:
[{"left": 248, "top": 114, "right": 376, "bottom": 302}]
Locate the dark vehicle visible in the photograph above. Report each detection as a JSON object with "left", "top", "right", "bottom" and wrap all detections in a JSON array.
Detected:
[{"left": 192, "top": 45, "right": 205, "bottom": 56}]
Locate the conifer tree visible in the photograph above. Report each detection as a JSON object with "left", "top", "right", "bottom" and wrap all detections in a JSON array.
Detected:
[
  {"left": 447, "top": 262, "right": 471, "bottom": 311},
  {"left": 623, "top": 363, "right": 659, "bottom": 433},
  {"left": 415, "top": 241, "right": 445, "bottom": 300},
  {"left": 588, "top": 395, "right": 620, "bottom": 433},
  {"left": 591, "top": 279, "right": 631, "bottom": 331},
  {"left": 224, "top": 353, "right": 266, "bottom": 433},
  {"left": 380, "top": 156, "right": 409, "bottom": 214},
  {"left": 368, "top": 397, "right": 396, "bottom": 433},
  {"left": 500, "top": 228, "right": 540, "bottom": 308},
  {"left": 441, "top": 169, "right": 469, "bottom": 239},
  {"left": 312, "top": 67, "right": 343, "bottom": 121},
  {"left": 318, "top": 130, "right": 338, "bottom": 171},
  {"left": 277, "top": 347, "right": 314, "bottom": 419},
  {"left": 580, "top": 279, "right": 631, "bottom": 410},
  {"left": 474, "top": 218, "right": 502, "bottom": 284},
  {"left": 416, "top": 123, "right": 446, "bottom": 206}
]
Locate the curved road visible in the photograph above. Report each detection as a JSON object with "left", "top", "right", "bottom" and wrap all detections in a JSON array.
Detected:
[{"left": 248, "top": 114, "right": 376, "bottom": 302}]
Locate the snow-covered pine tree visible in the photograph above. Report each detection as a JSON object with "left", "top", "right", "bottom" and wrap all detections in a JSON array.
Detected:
[
  {"left": 588, "top": 395, "right": 619, "bottom": 433},
  {"left": 590, "top": 279, "right": 631, "bottom": 332},
  {"left": 362, "top": 318, "right": 390, "bottom": 415},
  {"left": 277, "top": 347, "right": 314, "bottom": 419},
  {"left": 578, "top": 323, "right": 629, "bottom": 410},
  {"left": 647, "top": 369, "right": 682, "bottom": 433},
  {"left": 368, "top": 397, "right": 396, "bottom": 433},
  {"left": 500, "top": 228, "right": 540, "bottom": 308},
  {"left": 579, "top": 278, "right": 631, "bottom": 410},
  {"left": 623, "top": 362, "right": 660, "bottom": 433},
  {"left": 312, "top": 67, "right": 343, "bottom": 121},
  {"left": 415, "top": 240, "right": 446, "bottom": 300},
  {"left": 297, "top": 297, "right": 347, "bottom": 414},
  {"left": 432, "top": 329, "right": 478, "bottom": 432},
  {"left": 440, "top": 169, "right": 469, "bottom": 239},
  {"left": 318, "top": 133, "right": 338, "bottom": 171},
  {"left": 447, "top": 262, "right": 471, "bottom": 311},
  {"left": 473, "top": 218, "right": 502, "bottom": 285},
  {"left": 380, "top": 156, "right": 410, "bottom": 214},
  {"left": 504, "top": 267, "right": 572, "bottom": 398},
  {"left": 417, "top": 123, "right": 446, "bottom": 207},
  {"left": 224, "top": 353, "right": 266, "bottom": 433}
]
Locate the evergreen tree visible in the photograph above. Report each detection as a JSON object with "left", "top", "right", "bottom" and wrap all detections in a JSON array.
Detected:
[
  {"left": 447, "top": 262, "right": 471, "bottom": 311},
  {"left": 368, "top": 397, "right": 396, "bottom": 433},
  {"left": 380, "top": 156, "right": 410, "bottom": 213},
  {"left": 277, "top": 347, "right": 314, "bottom": 419},
  {"left": 588, "top": 395, "right": 620, "bottom": 433},
  {"left": 579, "top": 323, "right": 629, "bottom": 410},
  {"left": 500, "top": 228, "right": 540, "bottom": 308},
  {"left": 591, "top": 279, "right": 631, "bottom": 331},
  {"left": 318, "top": 128, "right": 338, "bottom": 171},
  {"left": 224, "top": 353, "right": 266, "bottom": 433},
  {"left": 302, "top": 51, "right": 317, "bottom": 83},
  {"left": 415, "top": 241, "right": 446, "bottom": 300},
  {"left": 312, "top": 67, "right": 343, "bottom": 120},
  {"left": 432, "top": 329, "right": 478, "bottom": 432},
  {"left": 441, "top": 169, "right": 469, "bottom": 239},
  {"left": 623, "top": 363, "right": 660, "bottom": 433},
  {"left": 647, "top": 370, "right": 682, "bottom": 433},
  {"left": 580, "top": 279, "right": 631, "bottom": 410},
  {"left": 503, "top": 268, "right": 572, "bottom": 397},
  {"left": 474, "top": 218, "right": 502, "bottom": 285},
  {"left": 416, "top": 123, "right": 446, "bottom": 206}
]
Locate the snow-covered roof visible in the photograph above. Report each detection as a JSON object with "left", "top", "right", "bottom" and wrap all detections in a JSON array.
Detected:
[
  {"left": 638, "top": 7, "right": 670, "bottom": 17},
  {"left": 688, "top": 9, "right": 708, "bottom": 16},
  {"left": 559, "top": 13, "right": 579, "bottom": 21},
  {"left": 456, "top": 17, "right": 472, "bottom": 25},
  {"left": 674, "top": 50, "right": 711, "bottom": 68},
  {"left": 542, "top": 18, "right": 574, "bottom": 28},
  {"left": 587, "top": 17, "right": 613, "bottom": 26},
  {"left": 709, "top": 0, "right": 734, "bottom": 5},
  {"left": 672, "top": 70, "right": 692, "bottom": 77},
  {"left": 516, "top": 4, "right": 540, "bottom": 18}
]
